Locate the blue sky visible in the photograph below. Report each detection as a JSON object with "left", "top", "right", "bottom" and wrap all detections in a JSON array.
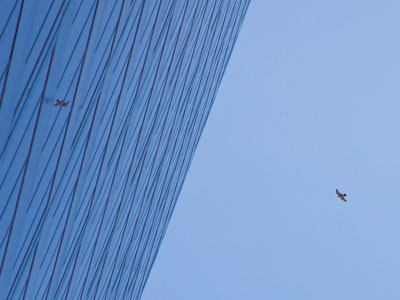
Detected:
[{"left": 142, "top": 1, "right": 400, "bottom": 299}]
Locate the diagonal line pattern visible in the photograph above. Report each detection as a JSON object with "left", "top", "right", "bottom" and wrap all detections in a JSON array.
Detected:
[{"left": 0, "top": 0, "right": 250, "bottom": 299}]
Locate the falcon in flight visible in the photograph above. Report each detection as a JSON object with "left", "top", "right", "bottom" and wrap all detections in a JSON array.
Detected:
[
  {"left": 54, "top": 99, "right": 69, "bottom": 107},
  {"left": 336, "top": 189, "right": 347, "bottom": 202}
]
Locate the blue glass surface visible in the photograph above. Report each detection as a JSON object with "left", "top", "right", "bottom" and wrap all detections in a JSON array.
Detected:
[{"left": 0, "top": 0, "right": 249, "bottom": 299}]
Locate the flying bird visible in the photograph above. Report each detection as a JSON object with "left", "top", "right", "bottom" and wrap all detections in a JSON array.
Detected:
[
  {"left": 336, "top": 189, "right": 347, "bottom": 202},
  {"left": 54, "top": 99, "right": 69, "bottom": 107}
]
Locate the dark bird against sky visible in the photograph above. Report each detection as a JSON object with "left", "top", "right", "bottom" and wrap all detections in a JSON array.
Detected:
[{"left": 336, "top": 189, "right": 347, "bottom": 202}]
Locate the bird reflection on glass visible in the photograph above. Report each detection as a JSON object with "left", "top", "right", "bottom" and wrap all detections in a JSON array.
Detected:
[{"left": 54, "top": 99, "right": 69, "bottom": 107}]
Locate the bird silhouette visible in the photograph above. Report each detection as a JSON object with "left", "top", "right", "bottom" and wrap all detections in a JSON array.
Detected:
[
  {"left": 336, "top": 189, "right": 347, "bottom": 202},
  {"left": 54, "top": 99, "right": 69, "bottom": 107}
]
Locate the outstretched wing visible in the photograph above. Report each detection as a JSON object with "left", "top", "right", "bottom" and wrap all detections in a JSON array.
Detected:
[{"left": 336, "top": 189, "right": 347, "bottom": 202}]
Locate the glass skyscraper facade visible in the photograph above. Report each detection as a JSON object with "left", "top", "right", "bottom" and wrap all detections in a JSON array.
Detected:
[{"left": 0, "top": 1, "right": 249, "bottom": 299}]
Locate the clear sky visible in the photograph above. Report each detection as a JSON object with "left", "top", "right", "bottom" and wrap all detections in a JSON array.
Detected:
[{"left": 142, "top": 1, "right": 400, "bottom": 299}]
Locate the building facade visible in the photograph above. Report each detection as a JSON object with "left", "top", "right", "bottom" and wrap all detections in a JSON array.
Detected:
[{"left": 0, "top": 0, "right": 249, "bottom": 299}]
